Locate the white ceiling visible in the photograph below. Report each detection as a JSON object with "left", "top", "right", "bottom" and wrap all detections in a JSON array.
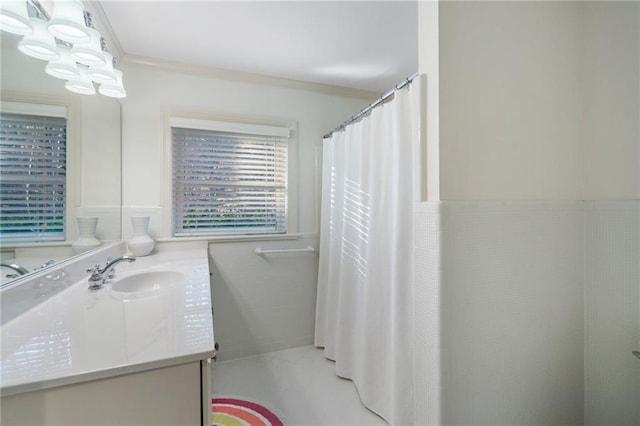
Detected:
[{"left": 97, "top": 1, "right": 418, "bottom": 93}]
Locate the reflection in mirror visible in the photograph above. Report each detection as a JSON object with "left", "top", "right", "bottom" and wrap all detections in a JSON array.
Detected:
[{"left": 0, "top": 27, "right": 122, "bottom": 286}]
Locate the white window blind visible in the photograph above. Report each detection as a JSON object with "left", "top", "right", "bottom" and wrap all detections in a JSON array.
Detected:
[
  {"left": 172, "top": 122, "right": 289, "bottom": 237},
  {"left": 0, "top": 112, "right": 67, "bottom": 243}
]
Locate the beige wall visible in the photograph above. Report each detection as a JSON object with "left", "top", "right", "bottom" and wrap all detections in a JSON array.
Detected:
[
  {"left": 418, "top": 1, "right": 440, "bottom": 201},
  {"left": 582, "top": 2, "right": 640, "bottom": 200},
  {"left": 431, "top": 1, "right": 639, "bottom": 201}
]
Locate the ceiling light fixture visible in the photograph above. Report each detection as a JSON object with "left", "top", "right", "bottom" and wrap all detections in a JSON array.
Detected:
[
  {"left": 65, "top": 65, "right": 96, "bottom": 95},
  {"left": 45, "top": 43, "right": 80, "bottom": 80},
  {"left": 18, "top": 17, "right": 59, "bottom": 60},
  {"left": 70, "top": 27, "right": 105, "bottom": 66},
  {"left": 47, "top": 0, "right": 89, "bottom": 43},
  {"left": 1, "top": 0, "right": 126, "bottom": 98},
  {"left": 87, "top": 51, "right": 117, "bottom": 84},
  {"left": 98, "top": 68, "right": 126, "bottom": 98},
  {"left": 0, "top": 0, "right": 33, "bottom": 35}
]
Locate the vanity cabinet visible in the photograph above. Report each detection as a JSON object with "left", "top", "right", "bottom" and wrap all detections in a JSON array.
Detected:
[{"left": 1, "top": 359, "right": 211, "bottom": 426}]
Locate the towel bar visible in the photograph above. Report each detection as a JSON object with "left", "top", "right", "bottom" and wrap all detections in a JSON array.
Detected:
[{"left": 255, "top": 245, "right": 315, "bottom": 255}]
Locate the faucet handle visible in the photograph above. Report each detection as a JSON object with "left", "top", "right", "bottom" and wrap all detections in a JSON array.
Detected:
[
  {"left": 86, "top": 265, "right": 102, "bottom": 280},
  {"left": 86, "top": 265, "right": 105, "bottom": 290},
  {"left": 33, "top": 260, "right": 56, "bottom": 271}
]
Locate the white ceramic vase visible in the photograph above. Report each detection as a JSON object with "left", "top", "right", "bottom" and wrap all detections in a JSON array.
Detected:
[
  {"left": 71, "top": 217, "right": 102, "bottom": 254},
  {"left": 127, "top": 216, "right": 155, "bottom": 256}
]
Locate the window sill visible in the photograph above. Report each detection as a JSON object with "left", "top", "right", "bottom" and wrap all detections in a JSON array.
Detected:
[
  {"left": 156, "top": 232, "right": 317, "bottom": 245},
  {"left": 1, "top": 241, "right": 71, "bottom": 250}
]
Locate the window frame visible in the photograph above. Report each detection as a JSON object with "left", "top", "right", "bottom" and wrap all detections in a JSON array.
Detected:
[
  {"left": 164, "top": 114, "right": 298, "bottom": 240},
  {"left": 0, "top": 96, "right": 81, "bottom": 248}
]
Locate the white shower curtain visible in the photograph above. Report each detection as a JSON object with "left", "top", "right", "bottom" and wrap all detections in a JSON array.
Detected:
[{"left": 315, "top": 77, "right": 423, "bottom": 425}]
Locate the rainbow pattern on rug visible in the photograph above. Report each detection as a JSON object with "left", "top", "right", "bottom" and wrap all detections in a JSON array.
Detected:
[{"left": 212, "top": 397, "right": 284, "bottom": 426}]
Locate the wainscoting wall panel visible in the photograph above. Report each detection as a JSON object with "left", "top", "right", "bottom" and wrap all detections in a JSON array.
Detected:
[
  {"left": 413, "top": 202, "right": 442, "bottom": 425},
  {"left": 440, "top": 201, "right": 585, "bottom": 424},
  {"left": 209, "top": 236, "right": 319, "bottom": 361},
  {"left": 584, "top": 200, "right": 640, "bottom": 425}
]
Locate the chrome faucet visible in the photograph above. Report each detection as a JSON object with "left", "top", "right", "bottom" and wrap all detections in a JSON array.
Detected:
[
  {"left": 1, "top": 262, "right": 29, "bottom": 277},
  {"left": 87, "top": 255, "right": 136, "bottom": 290}
]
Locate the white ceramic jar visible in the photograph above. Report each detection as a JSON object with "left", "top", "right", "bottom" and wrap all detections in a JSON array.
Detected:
[
  {"left": 71, "top": 217, "right": 102, "bottom": 254},
  {"left": 127, "top": 216, "right": 155, "bottom": 256}
]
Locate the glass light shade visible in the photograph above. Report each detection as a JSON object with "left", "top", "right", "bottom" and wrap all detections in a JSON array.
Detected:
[
  {"left": 87, "top": 51, "right": 117, "bottom": 84},
  {"left": 0, "top": 1, "right": 33, "bottom": 35},
  {"left": 70, "top": 27, "right": 105, "bottom": 66},
  {"left": 98, "top": 69, "right": 126, "bottom": 98},
  {"left": 18, "top": 18, "right": 59, "bottom": 61},
  {"left": 45, "top": 44, "right": 80, "bottom": 80},
  {"left": 65, "top": 67, "right": 96, "bottom": 95},
  {"left": 47, "top": 0, "right": 89, "bottom": 43}
]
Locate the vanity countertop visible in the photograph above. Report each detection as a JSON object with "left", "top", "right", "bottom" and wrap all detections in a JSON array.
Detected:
[{"left": 0, "top": 245, "right": 215, "bottom": 397}]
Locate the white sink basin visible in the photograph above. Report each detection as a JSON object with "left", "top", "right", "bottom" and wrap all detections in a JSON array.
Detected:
[{"left": 110, "top": 271, "right": 184, "bottom": 294}]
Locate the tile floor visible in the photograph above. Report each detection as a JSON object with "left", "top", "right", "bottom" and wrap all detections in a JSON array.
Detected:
[{"left": 211, "top": 345, "right": 388, "bottom": 425}]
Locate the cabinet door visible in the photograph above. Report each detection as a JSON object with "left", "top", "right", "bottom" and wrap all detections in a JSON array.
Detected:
[{"left": 1, "top": 362, "right": 202, "bottom": 425}]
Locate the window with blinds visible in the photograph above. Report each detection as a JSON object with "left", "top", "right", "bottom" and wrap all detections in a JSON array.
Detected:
[
  {"left": 0, "top": 112, "right": 67, "bottom": 243},
  {"left": 171, "top": 119, "right": 289, "bottom": 237}
]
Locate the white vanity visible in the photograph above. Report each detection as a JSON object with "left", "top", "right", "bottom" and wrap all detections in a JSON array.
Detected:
[{"left": 0, "top": 241, "right": 216, "bottom": 426}]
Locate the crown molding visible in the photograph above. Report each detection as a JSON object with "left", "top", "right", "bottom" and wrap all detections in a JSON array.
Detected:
[
  {"left": 82, "top": 0, "right": 124, "bottom": 61},
  {"left": 120, "top": 54, "right": 380, "bottom": 100}
]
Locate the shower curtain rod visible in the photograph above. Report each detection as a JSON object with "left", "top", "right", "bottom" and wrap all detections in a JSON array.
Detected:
[{"left": 323, "top": 72, "right": 419, "bottom": 139}]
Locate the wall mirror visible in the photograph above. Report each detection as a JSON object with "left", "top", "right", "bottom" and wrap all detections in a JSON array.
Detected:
[{"left": 0, "top": 29, "right": 122, "bottom": 286}]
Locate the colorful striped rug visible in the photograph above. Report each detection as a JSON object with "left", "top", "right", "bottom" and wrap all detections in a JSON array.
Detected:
[{"left": 212, "top": 397, "right": 284, "bottom": 426}]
